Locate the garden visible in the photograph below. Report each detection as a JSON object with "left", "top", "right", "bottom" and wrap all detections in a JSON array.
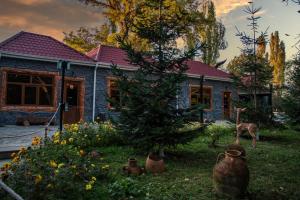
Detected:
[
  {"left": 1, "top": 122, "right": 300, "bottom": 200},
  {"left": 1, "top": 1, "right": 300, "bottom": 199}
]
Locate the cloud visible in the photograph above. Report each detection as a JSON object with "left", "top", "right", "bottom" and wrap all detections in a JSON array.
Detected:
[
  {"left": 11, "top": 0, "right": 52, "bottom": 5},
  {"left": 0, "top": 0, "right": 105, "bottom": 41},
  {"left": 212, "top": 0, "right": 250, "bottom": 16}
]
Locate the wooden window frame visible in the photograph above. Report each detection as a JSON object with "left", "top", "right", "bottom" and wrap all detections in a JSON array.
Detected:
[
  {"left": 107, "top": 77, "right": 121, "bottom": 110},
  {"left": 0, "top": 67, "right": 59, "bottom": 112},
  {"left": 189, "top": 85, "right": 213, "bottom": 111}
]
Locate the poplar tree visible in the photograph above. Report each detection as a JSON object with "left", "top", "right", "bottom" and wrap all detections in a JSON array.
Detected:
[{"left": 270, "top": 31, "right": 286, "bottom": 87}]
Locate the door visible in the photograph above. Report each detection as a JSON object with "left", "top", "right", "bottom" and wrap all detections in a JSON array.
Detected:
[
  {"left": 63, "top": 81, "right": 81, "bottom": 124},
  {"left": 223, "top": 92, "right": 231, "bottom": 119}
]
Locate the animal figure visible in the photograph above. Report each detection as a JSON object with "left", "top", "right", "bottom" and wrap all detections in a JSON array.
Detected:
[{"left": 235, "top": 108, "right": 257, "bottom": 148}]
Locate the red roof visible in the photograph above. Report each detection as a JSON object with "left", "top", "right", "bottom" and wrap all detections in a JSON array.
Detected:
[
  {"left": 87, "top": 45, "right": 230, "bottom": 79},
  {"left": 0, "top": 31, "right": 94, "bottom": 63}
]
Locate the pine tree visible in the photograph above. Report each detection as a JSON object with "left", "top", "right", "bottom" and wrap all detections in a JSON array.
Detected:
[
  {"left": 270, "top": 31, "right": 286, "bottom": 87},
  {"left": 111, "top": 0, "right": 202, "bottom": 154},
  {"left": 229, "top": 2, "right": 273, "bottom": 123},
  {"left": 282, "top": 55, "right": 300, "bottom": 124}
]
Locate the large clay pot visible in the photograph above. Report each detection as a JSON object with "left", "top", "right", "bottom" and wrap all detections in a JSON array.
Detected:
[
  {"left": 145, "top": 153, "right": 165, "bottom": 174},
  {"left": 226, "top": 144, "right": 246, "bottom": 157},
  {"left": 213, "top": 150, "right": 249, "bottom": 198}
]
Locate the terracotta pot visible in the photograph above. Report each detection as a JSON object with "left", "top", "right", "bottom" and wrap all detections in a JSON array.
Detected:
[
  {"left": 145, "top": 153, "right": 165, "bottom": 174},
  {"left": 226, "top": 144, "right": 246, "bottom": 157},
  {"left": 213, "top": 150, "right": 249, "bottom": 198},
  {"left": 123, "top": 158, "right": 143, "bottom": 175}
]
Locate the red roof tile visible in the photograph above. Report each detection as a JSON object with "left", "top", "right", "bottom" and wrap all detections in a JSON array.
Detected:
[
  {"left": 88, "top": 45, "right": 230, "bottom": 79},
  {"left": 0, "top": 31, "right": 94, "bottom": 63}
]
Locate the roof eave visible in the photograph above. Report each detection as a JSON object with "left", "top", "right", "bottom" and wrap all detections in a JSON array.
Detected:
[
  {"left": 0, "top": 51, "right": 96, "bottom": 66},
  {"left": 97, "top": 61, "right": 232, "bottom": 82}
]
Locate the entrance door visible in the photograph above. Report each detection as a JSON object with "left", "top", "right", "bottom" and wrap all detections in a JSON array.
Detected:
[
  {"left": 63, "top": 81, "right": 81, "bottom": 124},
  {"left": 223, "top": 92, "right": 231, "bottom": 119}
]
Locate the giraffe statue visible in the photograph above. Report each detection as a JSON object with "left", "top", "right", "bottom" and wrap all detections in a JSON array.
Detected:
[{"left": 236, "top": 108, "right": 257, "bottom": 148}]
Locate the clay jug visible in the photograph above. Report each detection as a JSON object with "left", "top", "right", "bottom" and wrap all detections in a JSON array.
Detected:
[
  {"left": 213, "top": 150, "right": 249, "bottom": 198},
  {"left": 226, "top": 144, "right": 246, "bottom": 157},
  {"left": 145, "top": 153, "right": 165, "bottom": 174},
  {"left": 123, "top": 158, "right": 143, "bottom": 175}
]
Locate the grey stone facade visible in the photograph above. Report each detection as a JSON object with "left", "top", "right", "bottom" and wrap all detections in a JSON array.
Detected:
[{"left": 0, "top": 57, "right": 236, "bottom": 125}]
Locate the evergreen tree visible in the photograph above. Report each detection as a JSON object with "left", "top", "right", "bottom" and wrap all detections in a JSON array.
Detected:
[
  {"left": 111, "top": 0, "right": 202, "bottom": 154},
  {"left": 270, "top": 31, "right": 286, "bottom": 87},
  {"left": 229, "top": 2, "right": 272, "bottom": 123},
  {"left": 282, "top": 55, "right": 300, "bottom": 124}
]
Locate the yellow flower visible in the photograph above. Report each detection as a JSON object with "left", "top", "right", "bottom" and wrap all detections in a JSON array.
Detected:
[
  {"left": 53, "top": 139, "right": 60, "bottom": 144},
  {"left": 68, "top": 138, "right": 74, "bottom": 143},
  {"left": 31, "top": 136, "right": 42, "bottom": 146},
  {"left": 35, "top": 175, "right": 42, "bottom": 184},
  {"left": 58, "top": 163, "right": 65, "bottom": 168},
  {"left": 85, "top": 184, "right": 92, "bottom": 190},
  {"left": 49, "top": 160, "right": 57, "bottom": 168},
  {"left": 53, "top": 131, "right": 60, "bottom": 138},
  {"left": 18, "top": 147, "right": 26, "bottom": 155},
  {"left": 79, "top": 150, "right": 85, "bottom": 157},
  {"left": 60, "top": 140, "right": 67, "bottom": 145},
  {"left": 101, "top": 164, "right": 110, "bottom": 170},
  {"left": 90, "top": 176, "right": 97, "bottom": 184},
  {"left": 10, "top": 152, "right": 16, "bottom": 158},
  {"left": 1, "top": 162, "right": 11, "bottom": 171},
  {"left": 12, "top": 156, "right": 20, "bottom": 163},
  {"left": 47, "top": 183, "right": 53, "bottom": 189}
]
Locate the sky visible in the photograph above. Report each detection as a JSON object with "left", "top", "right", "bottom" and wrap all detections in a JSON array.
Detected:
[{"left": 0, "top": 0, "right": 299, "bottom": 63}]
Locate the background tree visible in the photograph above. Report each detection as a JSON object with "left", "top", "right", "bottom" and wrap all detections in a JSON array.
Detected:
[
  {"left": 270, "top": 31, "right": 286, "bottom": 87},
  {"left": 197, "top": 0, "right": 227, "bottom": 65},
  {"left": 65, "top": 0, "right": 227, "bottom": 61},
  {"left": 228, "top": 2, "right": 273, "bottom": 124},
  {"left": 63, "top": 24, "right": 111, "bottom": 53},
  {"left": 111, "top": 0, "right": 202, "bottom": 154},
  {"left": 282, "top": 55, "right": 300, "bottom": 125}
]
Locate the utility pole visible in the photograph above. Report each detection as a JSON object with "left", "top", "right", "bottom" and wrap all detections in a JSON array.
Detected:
[{"left": 58, "top": 61, "right": 69, "bottom": 133}]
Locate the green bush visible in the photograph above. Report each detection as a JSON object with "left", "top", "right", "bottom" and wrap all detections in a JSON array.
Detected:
[
  {"left": 108, "top": 177, "right": 145, "bottom": 199},
  {"left": 59, "top": 121, "right": 123, "bottom": 150},
  {"left": 1, "top": 136, "right": 110, "bottom": 199},
  {"left": 205, "top": 124, "right": 235, "bottom": 147}
]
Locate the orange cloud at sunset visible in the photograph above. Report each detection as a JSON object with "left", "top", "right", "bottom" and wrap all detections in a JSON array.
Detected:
[
  {"left": 212, "top": 0, "right": 250, "bottom": 16},
  {"left": 11, "top": 0, "right": 52, "bottom": 5}
]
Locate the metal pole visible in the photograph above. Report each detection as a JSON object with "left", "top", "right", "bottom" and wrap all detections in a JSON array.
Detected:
[
  {"left": 59, "top": 61, "right": 66, "bottom": 132},
  {"left": 199, "top": 75, "right": 204, "bottom": 123},
  {"left": 0, "top": 180, "right": 24, "bottom": 200}
]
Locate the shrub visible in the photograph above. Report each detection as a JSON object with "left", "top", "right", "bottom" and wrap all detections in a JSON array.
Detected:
[
  {"left": 60, "top": 121, "right": 123, "bottom": 150},
  {"left": 108, "top": 177, "right": 145, "bottom": 199},
  {"left": 1, "top": 136, "right": 110, "bottom": 200},
  {"left": 205, "top": 124, "right": 235, "bottom": 147}
]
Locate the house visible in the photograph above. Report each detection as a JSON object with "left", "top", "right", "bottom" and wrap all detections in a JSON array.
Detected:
[{"left": 0, "top": 31, "right": 236, "bottom": 125}]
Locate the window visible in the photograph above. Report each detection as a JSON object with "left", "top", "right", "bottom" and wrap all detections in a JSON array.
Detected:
[
  {"left": 6, "top": 72, "right": 54, "bottom": 106},
  {"left": 190, "top": 86, "right": 212, "bottom": 110},
  {"left": 108, "top": 79, "right": 121, "bottom": 109}
]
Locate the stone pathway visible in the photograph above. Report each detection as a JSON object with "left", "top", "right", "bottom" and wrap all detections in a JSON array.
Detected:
[{"left": 0, "top": 125, "right": 58, "bottom": 153}]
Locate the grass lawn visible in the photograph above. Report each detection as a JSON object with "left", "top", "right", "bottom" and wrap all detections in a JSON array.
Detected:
[{"left": 95, "top": 128, "right": 300, "bottom": 200}]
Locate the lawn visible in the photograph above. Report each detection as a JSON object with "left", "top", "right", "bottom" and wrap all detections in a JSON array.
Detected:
[
  {"left": 1, "top": 127, "right": 300, "bottom": 200},
  {"left": 94, "top": 128, "right": 300, "bottom": 200}
]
